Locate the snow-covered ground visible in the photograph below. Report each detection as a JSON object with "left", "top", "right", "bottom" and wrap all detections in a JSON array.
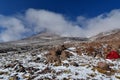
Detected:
[{"left": 0, "top": 47, "right": 120, "bottom": 80}]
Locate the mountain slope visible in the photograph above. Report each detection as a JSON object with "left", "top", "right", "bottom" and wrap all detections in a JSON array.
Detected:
[
  {"left": 90, "top": 29, "right": 120, "bottom": 41},
  {"left": 0, "top": 29, "right": 120, "bottom": 79},
  {"left": 0, "top": 31, "right": 88, "bottom": 53}
]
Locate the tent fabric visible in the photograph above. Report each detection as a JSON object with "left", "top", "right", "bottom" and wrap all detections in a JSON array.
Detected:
[{"left": 106, "top": 51, "right": 120, "bottom": 59}]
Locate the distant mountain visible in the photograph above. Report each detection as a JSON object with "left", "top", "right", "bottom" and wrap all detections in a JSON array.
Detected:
[
  {"left": 90, "top": 29, "right": 120, "bottom": 41},
  {"left": 1, "top": 28, "right": 120, "bottom": 52},
  {"left": 1, "top": 28, "right": 120, "bottom": 48},
  {"left": 0, "top": 31, "right": 88, "bottom": 51}
]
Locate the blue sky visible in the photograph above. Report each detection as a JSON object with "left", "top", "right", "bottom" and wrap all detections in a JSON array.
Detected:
[
  {"left": 1, "top": 0, "right": 120, "bottom": 18},
  {"left": 0, "top": 0, "right": 120, "bottom": 42}
]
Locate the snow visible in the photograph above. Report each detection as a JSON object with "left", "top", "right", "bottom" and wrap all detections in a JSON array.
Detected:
[
  {"left": 64, "top": 41, "right": 71, "bottom": 43},
  {"left": 67, "top": 47, "right": 76, "bottom": 51},
  {"left": 0, "top": 47, "right": 120, "bottom": 80}
]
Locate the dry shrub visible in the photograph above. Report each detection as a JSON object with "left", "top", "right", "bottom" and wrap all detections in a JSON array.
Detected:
[
  {"left": 115, "top": 76, "right": 120, "bottom": 79},
  {"left": 76, "top": 48, "right": 82, "bottom": 55},
  {"left": 95, "top": 67, "right": 115, "bottom": 76},
  {"left": 60, "top": 51, "right": 73, "bottom": 60}
]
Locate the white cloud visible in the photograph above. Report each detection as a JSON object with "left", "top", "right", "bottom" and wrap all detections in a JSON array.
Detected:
[
  {"left": 78, "top": 9, "right": 120, "bottom": 37},
  {"left": 0, "top": 15, "right": 27, "bottom": 42},
  {"left": 0, "top": 8, "right": 120, "bottom": 42},
  {"left": 25, "top": 9, "right": 84, "bottom": 37}
]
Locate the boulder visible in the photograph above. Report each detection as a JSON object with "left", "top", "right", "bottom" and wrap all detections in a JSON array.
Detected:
[{"left": 97, "top": 62, "right": 110, "bottom": 70}]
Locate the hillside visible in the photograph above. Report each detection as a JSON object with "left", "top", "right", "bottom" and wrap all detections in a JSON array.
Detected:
[
  {"left": 90, "top": 29, "right": 120, "bottom": 41},
  {"left": 0, "top": 30, "right": 120, "bottom": 79},
  {"left": 0, "top": 31, "right": 88, "bottom": 53}
]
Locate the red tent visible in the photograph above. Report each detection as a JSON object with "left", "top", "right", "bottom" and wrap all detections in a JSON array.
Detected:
[{"left": 106, "top": 51, "right": 120, "bottom": 59}]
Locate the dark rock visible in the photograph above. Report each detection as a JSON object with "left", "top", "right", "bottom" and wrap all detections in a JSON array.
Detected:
[
  {"left": 70, "top": 62, "right": 79, "bottom": 67},
  {"left": 37, "top": 67, "right": 51, "bottom": 74},
  {"left": 15, "top": 63, "right": 26, "bottom": 72},
  {"left": 63, "top": 63, "right": 69, "bottom": 67},
  {"left": 4, "top": 63, "right": 16, "bottom": 68}
]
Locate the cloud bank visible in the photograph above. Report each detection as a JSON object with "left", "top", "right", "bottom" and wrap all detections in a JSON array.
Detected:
[
  {"left": 0, "top": 15, "right": 27, "bottom": 42},
  {"left": 0, "top": 9, "right": 120, "bottom": 42}
]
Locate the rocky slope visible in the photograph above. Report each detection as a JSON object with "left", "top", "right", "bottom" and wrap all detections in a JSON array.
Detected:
[
  {"left": 0, "top": 29, "right": 120, "bottom": 79},
  {"left": 0, "top": 31, "right": 88, "bottom": 53},
  {"left": 0, "top": 46, "right": 120, "bottom": 80},
  {"left": 90, "top": 29, "right": 120, "bottom": 41}
]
